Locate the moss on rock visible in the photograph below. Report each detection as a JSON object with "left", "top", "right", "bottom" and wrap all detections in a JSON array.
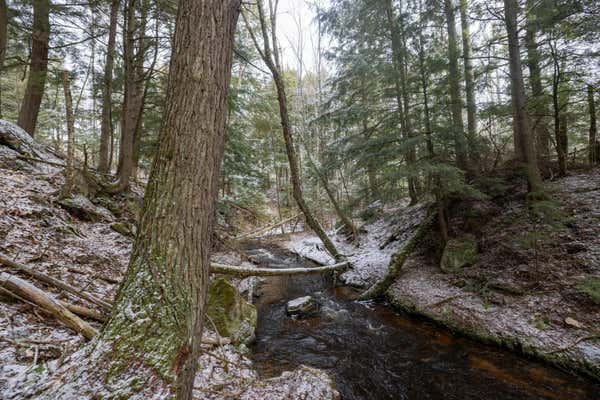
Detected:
[
  {"left": 206, "top": 278, "right": 257, "bottom": 345},
  {"left": 440, "top": 235, "right": 478, "bottom": 273}
]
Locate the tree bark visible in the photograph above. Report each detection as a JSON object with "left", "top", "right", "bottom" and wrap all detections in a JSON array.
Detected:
[
  {"left": 503, "top": 0, "right": 543, "bottom": 193},
  {"left": 525, "top": 0, "right": 550, "bottom": 159},
  {"left": 589, "top": 85, "right": 598, "bottom": 165},
  {"left": 60, "top": 70, "right": 75, "bottom": 198},
  {"left": 37, "top": 2, "right": 241, "bottom": 399},
  {"left": 459, "top": 0, "right": 479, "bottom": 167},
  {"left": 17, "top": 0, "right": 49, "bottom": 137},
  {"left": 98, "top": 0, "right": 120, "bottom": 173},
  {"left": 109, "top": 0, "right": 146, "bottom": 192},
  {"left": 385, "top": 0, "right": 418, "bottom": 204},
  {"left": 444, "top": 0, "right": 470, "bottom": 172},
  {"left": 0, "top": 0, "right": 7, "bottom": 70}
]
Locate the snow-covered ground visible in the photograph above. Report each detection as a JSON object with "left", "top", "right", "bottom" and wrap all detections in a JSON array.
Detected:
[
  {"left": 0, "top": 122, "right": 338, "bottom": 399},
  {"left": 280, "top": 172, "right": 600, "bottom": 380}
]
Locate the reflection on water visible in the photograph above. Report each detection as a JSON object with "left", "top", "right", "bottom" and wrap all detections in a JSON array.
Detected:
[{"left": 247, "top": 243, "right": 599, "bottom": 400}]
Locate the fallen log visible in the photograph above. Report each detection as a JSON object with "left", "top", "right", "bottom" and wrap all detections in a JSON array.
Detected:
[
  {"left": 0, "top": 271, "right": 98, "bottom": 339},
  {"left": 0, "top": 252, "right": 113, "bottom": 311},
  {"left": 210, "top": 260, "right": 350, "bottom": 278},
  {"left": 359, "top": 212, "right": 435, "bottom": 300},
  {"left": 234, "top": 213, "right": 302, "bottom": 240},
  {"left": 58, "top": 300, "right": 107, "bottom": 322}
]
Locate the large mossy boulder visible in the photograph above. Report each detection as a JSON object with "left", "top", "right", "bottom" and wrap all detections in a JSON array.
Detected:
[
  {"left": 440, "top": 236, "right": 478, "bottom": 273},
  {"left": 206, "top": 278, "right": 257, "bottom": 345}
]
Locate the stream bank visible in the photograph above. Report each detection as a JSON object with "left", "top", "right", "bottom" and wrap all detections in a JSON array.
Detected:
[
  {"left": 247, "top": 242, "right": 600, "bottom": 400},
  {"left": 281, "top": 170, "right": 600, "bottom": 383}
]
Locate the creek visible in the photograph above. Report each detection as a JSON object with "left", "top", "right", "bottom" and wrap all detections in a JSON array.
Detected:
[{"left": 246, "top": 243, "right": 599, "bottom": 400}]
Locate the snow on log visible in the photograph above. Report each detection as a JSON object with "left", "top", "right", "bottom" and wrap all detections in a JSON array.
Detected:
[
  {"left": 210, "top": 260, "right": 350, "bottom": 277},
  {"left": 0, "top": 271, "right": 98, "bottom": 339}
]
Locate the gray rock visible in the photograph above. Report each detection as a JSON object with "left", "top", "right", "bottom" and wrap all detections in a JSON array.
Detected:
[
  {"left": 58, "top": 195, "right": 114, "bottom": 222},
  {"left": 440, "top": 235, "right": 478, "bottom": 273},
  {"left": 286, "top": 295, "right": 319, "bottom": 317}
]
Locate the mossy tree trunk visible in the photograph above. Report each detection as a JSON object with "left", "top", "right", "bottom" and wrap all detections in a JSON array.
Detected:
[{"left": 39, "top": 2, "right": 241, "bottom": 399}]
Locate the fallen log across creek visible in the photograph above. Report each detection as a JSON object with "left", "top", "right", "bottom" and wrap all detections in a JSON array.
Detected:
[{"left": 210, "top": 260, "right": 350, "bottom": 278}]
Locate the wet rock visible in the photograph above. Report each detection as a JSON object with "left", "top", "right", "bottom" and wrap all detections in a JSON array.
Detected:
[
  {"left": 58, "top": 195, "right": 114, "bottom": 222},
  {"left": 206, "top": 278, "right": 257, "bottom": 345},
  {"left": 440, "top": 236, "right": 478, "bottom": 273},
  {"left": 286, "top": 295, "right": 319, "bottom": 317}
]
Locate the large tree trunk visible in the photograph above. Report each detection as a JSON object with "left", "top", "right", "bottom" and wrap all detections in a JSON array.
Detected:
[
  {"left": 60, "top": 70, "right": 75, "bottom": 198},
  {"left": 17, "top": 0, "right": 49, "bottom": 137},
  {"left": 503, "top": 0, "right": 543, "bottom": 193},
  {"left": 385, "top": 0, "right": 418, "bottom": 204},
  {"left": 525, "top": 0, "right": 550, "bottom": 159},
  {"left": 98, "top": 0, "right": 120, "bottom": 173},
  {"left": 589, "top": 85, "right": 598, "bottom": 165},
  {"left": 443, "top": 0, "right": 470, "bottom": 172},
  {"left": 37, "top": 2, "right": 240, "bottom": 399},
  {"left": 459, "top": 0, "right": 479, "bottom": 167}
]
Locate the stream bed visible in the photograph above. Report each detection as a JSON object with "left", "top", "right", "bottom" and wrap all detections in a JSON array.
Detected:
[{"left": 246, "top": 243, "right": 599, "bottom": 400}]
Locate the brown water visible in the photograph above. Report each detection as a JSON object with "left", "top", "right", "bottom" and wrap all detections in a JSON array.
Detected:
[{"left": 247, "top": 244, "right": 599, "bottom": 400}]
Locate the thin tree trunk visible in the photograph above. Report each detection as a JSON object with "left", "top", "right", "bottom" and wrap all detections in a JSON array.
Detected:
[
  {"left": 243, "top": 1, "right": 340, "bottom": 260},
  {"left": 589, "top": 85, "right": 598, "bottom": 165},
  {"left": 17, "top": 0, "right": 49, "bottom": 137},
  {"left": 444, "top": 0, "right": 469, "bottom": 172},
  {"left": 38, "top": 2, "right": 241, "bottom": 399},
  {"left": 503, "top": 0, "right": 543, "bottom": 193},
  {"left": 525, "top": 0, "right": 550, "bottom": 159},
  {"left": 550, "top": 41, "right": 567, "bottom": 176},
  {"left": 459, "top": 0, "right": 479, "bottom": 167},
  {"left": 60, "top": 70, "right": 75, "bottom": 199},
  {"left": 98, "top": 0, "right": 120, "bottom": 173},
  {"left": 0, "top": 0, "right": 7, "bottom": 70},
  {"left": 109, "top": 0, "right": 145, "bottom": 192},
  {"left": 385, "top": 0, "right": 418, "bottom": 204}
]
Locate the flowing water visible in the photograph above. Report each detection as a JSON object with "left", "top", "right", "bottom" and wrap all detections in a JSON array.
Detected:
[{"left": 247, "top": 243, "right": 599, "bottom": 400}]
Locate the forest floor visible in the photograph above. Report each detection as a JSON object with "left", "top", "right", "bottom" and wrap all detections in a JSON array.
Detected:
[
  {"left": 281, "top": 169, "right": 600, "bottom": 381},
  {"left": 0, "top": 128, "right": 338, "bottom": 399}
]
